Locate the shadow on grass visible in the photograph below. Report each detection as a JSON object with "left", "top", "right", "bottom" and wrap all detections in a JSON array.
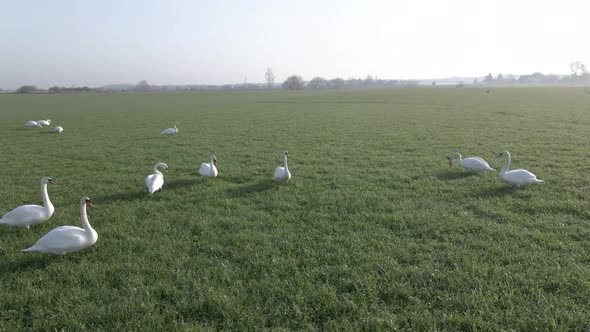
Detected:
[
  {"left": 165, "top": 178, "right": 199, "bottom": 191},
  {"left": 436, "top": 170, "right": 479, "bottom": 180},
  {"left": 120, "top": 136, "right": 160, "bottom": 142},
  {"left": 39, "top": 131, "right": 58, "bottom": 135},
  {"left": 0, "top": 255, "right": 54, "bottom": 276},
  {"left": 98, "top": 190, "right": 147, "bottom": 204},
  {"left": 227, "top": 181, "right": 275, "bottom": 197},
  {"left": 473, "top": 186, "right": 516, "bottom": 198}
]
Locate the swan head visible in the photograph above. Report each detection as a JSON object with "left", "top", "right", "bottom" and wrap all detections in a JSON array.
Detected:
[
  {"left": 283, "top": 150, "right": 289, "bottom": 157},
  {"left": 41, "top": 177, "right": 54, "bottom": 185},
  {"left": 210, "top": 155, "right": 217, "bottom": 165},
  {"left": 449, "top": 152, "right": 461, "bottom": 166},
  {"left": 46, "top": 119, "right": 52, "bottom": 123},
  {"left": 81, "top": 196, "right": 94, "bottom": 208},
  {"left": 154, "top": 162, "right": 169, "bottom": 171},
  {"left": 498, "top": 150, "right": 510, "bottom": 158}
]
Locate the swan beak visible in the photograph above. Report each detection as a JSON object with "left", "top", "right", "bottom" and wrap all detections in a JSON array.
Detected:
[
  {"left": 498, "top": 153, "right": 502, "bottom": 157},
  {"left": 448, "top": 159, "right": 452, "bottom": 167},
  {"left": 213, "top": 159, "right": 217, "bottom": 165},
  {"left": 86, "top": 202, "right": 94, "bottom": 208}
]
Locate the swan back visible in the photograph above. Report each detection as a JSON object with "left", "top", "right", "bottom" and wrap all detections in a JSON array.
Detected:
[
  {"left": 199, "top": 155, "right": 218, "bottom": 178},
  {"left": 22, "top": 197, "right": 97, "bottom": 255},
  {"left": 498, "top": 151, "right": 543, "bottom": 186},
  {"left": 160, "top": 122, "right": 179, "bottom": 135},
  {"left": 24, "top": 120, "right": 40, "bottom": 127},
  {"left": 146, "top": 163, "right": 167, "bottom": 193},
  {"left": 450, "top": 152, "right": 495, "bottom": 171},
  {"left": 274, "top": 151, "right": 291, "bottom": 182},
  {"left": 0, "top": 177, "right": 54, "bottom": 228},
  {"left": 55, "top": 126, "right": 63, "bottom": 133}
]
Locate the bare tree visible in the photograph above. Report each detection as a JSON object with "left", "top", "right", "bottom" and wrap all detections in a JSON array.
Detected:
[
  {"left": 569, "top": 61, "right": 588, "bottom": 78},
  {"left": 265, "top": 68, "right": 275, "bottom": 88}
]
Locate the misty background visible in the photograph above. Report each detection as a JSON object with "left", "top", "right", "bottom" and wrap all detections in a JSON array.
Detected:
[{"left": 1, "top": 0, "right": 588, "bottom": 90}]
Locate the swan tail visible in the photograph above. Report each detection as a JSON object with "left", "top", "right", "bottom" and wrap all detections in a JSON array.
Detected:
[{"left": 21, "top": 246, "right": 37, "bottom": 253}]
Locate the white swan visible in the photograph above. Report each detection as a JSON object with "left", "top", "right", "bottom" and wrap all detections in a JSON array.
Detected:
[
  {"left": 0, "top": 177, "right": 55, "bottom": 228},
  {"left": 160, "top": 122, "right": 179, "bottom": 135},
  {"left": 146, "top": 162, "right": 168, "bottom": 194},
  {"left": 22, "top": 197, "right": 97, "bottom": 255},
  {"left": 449, "top": 152, "right": 495, "bottom": 172},
  {"left": 24, "top": 120, "right": 41, "bottom": 128},
  {"left": 274, "top": 151, "right": 291, "bottom": 183},
  {"left": 54, "top": 126, "right": 63, "bottom": 133},
  {"left": 498, "top": 151, "right": 544, "bottom": 187},
  {"left": 37, "top": 119, "right": 51, "bottom": 127},
  {"left": 199, "top": 155, "right": 218, "bottom": 178}
]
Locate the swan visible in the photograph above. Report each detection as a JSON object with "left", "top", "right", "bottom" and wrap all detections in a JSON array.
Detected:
[
  {"left": 0, "top": 177, "right": 55, "bottom": 228},
  {"left": 160, "top": 122, "right": 180, "bottom": 135},
  {"left": 54, "top": 126, "right": 63, "bottom": 133},
  {"left": 24, "top": 121, "right": 41, "bottom": 128},
  {"left": 22, "top": 197, "right": 97, "bottom": 255},
  {"left": 199, "top": 155, "right": 218, "bottom": 178},
  {"left": 274, "top": 151, "right": 291, "bottom": 183},
  {"left": 146, "top": 162, "right": 168, "bottom": 194},
  {"left": 449, "top": 152, "right": 496, "bottom": 172},
  {"left": 37, "top": 119, "right": 51, "bottom": 127},
  {"left": 498, "top": 151, "right": 544, "bottom": 187}
]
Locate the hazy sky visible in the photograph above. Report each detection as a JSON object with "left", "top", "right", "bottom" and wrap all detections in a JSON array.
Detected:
[{"left": 1, "top": 0, "right": 588, "bottom": 88}]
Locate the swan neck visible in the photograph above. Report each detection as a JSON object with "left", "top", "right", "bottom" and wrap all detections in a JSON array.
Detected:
[
  {"left": 501, "top": 154, "right": 510, "bottom": 173},
  {"left": 79, "top": 203, "right": 92, "bottom": 231},
  {"left": 153, "top": 165, "right": 163, "bottom": 174},
  {"left": 40, "top": 182, "right": 53, "bottom": 211},
  {"left": 283, "top": 154, "right": 289, "bottom": 170}
]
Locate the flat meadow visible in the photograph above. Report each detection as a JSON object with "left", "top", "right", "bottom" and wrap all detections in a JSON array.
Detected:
[{"left": 0, "top": 87, "right": 589, "bottom": 330}]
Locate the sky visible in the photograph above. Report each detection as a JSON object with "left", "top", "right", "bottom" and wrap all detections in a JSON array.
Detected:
[{"left": 1, "top": 0, "right": 588, "bottom": 89}]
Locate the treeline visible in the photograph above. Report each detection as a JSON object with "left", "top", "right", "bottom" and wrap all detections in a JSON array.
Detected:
[
  {"left": 282, "top": 75, "right": 419, "bottom": 90},
  {"left": 14, "top": 85, "right": 96, "bottom": 94}
]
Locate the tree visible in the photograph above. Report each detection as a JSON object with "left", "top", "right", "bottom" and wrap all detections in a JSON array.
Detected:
[
  {"left": 282, "top": 75, "right": 304, "bottom": 90},
  {"left": 135, "top": 80, "right": 150, "bottom": 91},
  {"left": 330, "top": 78, "right": 344, "bottom": 89},
  {"left": 497, "top": 73, "right": 503, "bottom": 81},
  {"left": 264, "top": 68, "right": 275, "bottom": 88},
  {"left": 484, "top": 73, "right": 493, "bottom": 83},
  {"left": 569, "top": 61, "right": 588, "bottom": 77},
  {"left": 16, "top": 85, "right": 37, "bottom": 93},
  {"left": 308, "top": 77, "right": 329, "bottom": 89},
  {"left": 364, "top": 75, "right": 375, "bottom": 85}
]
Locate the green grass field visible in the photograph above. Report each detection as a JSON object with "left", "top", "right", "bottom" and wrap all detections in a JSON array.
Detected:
[{"left": 0, "top": 87, "right": 589, "bottom": 330}]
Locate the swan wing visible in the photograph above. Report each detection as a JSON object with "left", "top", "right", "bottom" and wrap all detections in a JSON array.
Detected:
[
  {"left": 274, "top": 167, "right": 285, "bottom": 180},
  {"left": 25, "top": 226, "right": 91, "bottom": 254},
  {"left": 503, "top": 169, "right": 542, "bottom": 185},
  {"left": 146, "top": 174, "right": 164, "bottom": 193},
  {"left": 199, "top": 163, "right": 211, "bottom": 176},
  {"left": 1, "top": 205, "right": 49, "bottom": 227},
  {"left": 460, "top": 157, "right": 495, "bottom": 171}
]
